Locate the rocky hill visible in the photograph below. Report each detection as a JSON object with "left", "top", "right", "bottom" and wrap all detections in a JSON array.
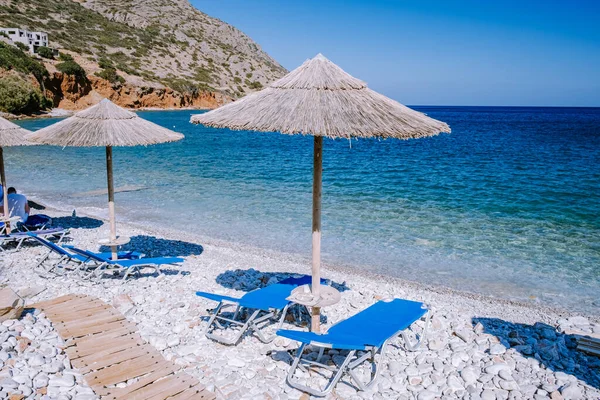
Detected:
[{"left": 0, "top": 0, "right": 286, "bottom": 113}]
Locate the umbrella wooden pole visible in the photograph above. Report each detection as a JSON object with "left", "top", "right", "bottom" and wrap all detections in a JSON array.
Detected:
[
  {"left": 311, "top": 136, "right": 323, "bottom": 332},
  {"left": 0, "top": 147, "right": 10, "bottom": 234},
  {"left": 106, "top": 146, "right": 117, "bottom": 260}
]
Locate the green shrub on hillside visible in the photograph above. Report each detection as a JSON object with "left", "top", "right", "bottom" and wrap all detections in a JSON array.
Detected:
[
  {"left": 98, "top": 57, "right": 113, "bottom": 69},
  {"left": 95, "top": 67, "right": 125, "bottom": 85},
  {"left": 56, "top": 60, "right": 86, "bottom": 78},
  {"left": 108, "top": 51, "right": 128, "bottom": 64},
  {"left": 163, "top": 78, "right": 214, "bottom": 95},
  {"left": 140, "top": 70, "right": 158, "bottom": 81},
  {"left": 59, "top": 52, "right": 74, "bottom": 62},
  {"left": 131, "top": 48, "right": 148, "bottom": 58},
  {"left": 116, "top": 63, "right": 138, "bottom": 76},
  {"left": 0, "top": 42, "right": 48, "bottom": 85},
  {"left": 0, "top": 75, "right": 50, "bottom": 114},
  {"left": 15, "top": 42, "right": 29, "bottom": 52},
  {"left": 36, "top": 46, "right": 54, "bottom": 59},
  {"left": 194, "top": 67, "right": 213, "bottom": 83},
  {"left": 246, "top": 80, "right": 262, "bottom": 90}
]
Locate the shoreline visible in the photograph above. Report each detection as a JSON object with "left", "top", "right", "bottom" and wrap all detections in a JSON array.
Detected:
[
  {"left": 12, "top": 108, "right": 600, "bottom": 319},
  {"left": 28, "top": 194, "right": 600, "bottom": 323}
]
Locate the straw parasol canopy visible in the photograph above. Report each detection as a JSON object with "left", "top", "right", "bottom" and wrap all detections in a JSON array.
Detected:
[
  {"left": 191, "top": 54, "right": 450, "bottom": 331},
  {"left": 0, "top": 117, "right": 35, "bottom": 233},
  {"left": 27, "top": 99, "right": 184, "bottom": 146},
  {"left": 191, "top": 54, "right": 450, "bottom": 139},
  {"left": 0, "top": 117, "right": 34, "bottom": 146},
  {"left": 28, "top": 99, "right": 184, "bottom": 257}
]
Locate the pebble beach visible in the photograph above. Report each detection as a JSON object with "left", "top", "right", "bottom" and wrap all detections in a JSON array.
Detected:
[{"left": 0, "top": 204, "right": 599, "bottom": 400}]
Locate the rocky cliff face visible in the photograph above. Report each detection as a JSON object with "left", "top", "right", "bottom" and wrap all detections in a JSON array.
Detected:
[{"left": 42, "top": 72, "right": 228, "bottom": 111}]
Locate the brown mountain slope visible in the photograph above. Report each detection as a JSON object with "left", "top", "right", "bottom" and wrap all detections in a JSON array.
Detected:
[{"left": 0, "top": 0, "right": 286, "bottom": 99}]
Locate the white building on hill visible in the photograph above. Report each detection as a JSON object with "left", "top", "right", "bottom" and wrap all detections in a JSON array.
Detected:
[{"left": 0, "top": 28, "right": 51, "bottom": 54}]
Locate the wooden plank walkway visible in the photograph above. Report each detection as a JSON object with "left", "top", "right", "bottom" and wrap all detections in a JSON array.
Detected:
[
  {"left": 31, "top": 294, "right": 215, "bottom": 400},
  {"left": 564, "top": 329, "right": 600, "bottom": 357}
]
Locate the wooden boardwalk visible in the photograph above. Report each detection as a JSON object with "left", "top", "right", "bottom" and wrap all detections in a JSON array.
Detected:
[
  {"left": 564, "top": 329, "right": 600, "bottom": 357},
  {"left": 32, "top": 294, "right": 215, "bottom": 400}
]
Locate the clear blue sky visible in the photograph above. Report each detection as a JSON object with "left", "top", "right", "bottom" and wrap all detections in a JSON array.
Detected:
[{"left": 191, "top": 0, "right": 600, "bottom": 107}]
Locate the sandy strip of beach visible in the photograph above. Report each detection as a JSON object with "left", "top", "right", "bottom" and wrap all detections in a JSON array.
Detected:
[{"left": 0, "top": 201, "right": 598, "bottom": 399}]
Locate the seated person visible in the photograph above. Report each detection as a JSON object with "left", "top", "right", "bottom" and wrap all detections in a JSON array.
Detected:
[{"left": 0, "top": 187, "right": 30, "bottom": 224}]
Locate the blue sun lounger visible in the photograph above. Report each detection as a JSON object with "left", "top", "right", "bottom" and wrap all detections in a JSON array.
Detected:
[
  {"left": 0, "top": 227, "right": 69, "bottom": 252},
  {"left": 66, "top": 246, "right": 184, "bottom": 281},
  {"left": 277, "top": 298, "right": 431, "bottom": 397},
  {"left": 63, "top": 245, "right": 143, "bottom": 261},
  {"left": 196, "top": 275, "right": 324, "bottom": 345},
  {"left": 29, "top": 234, "right": 141, "bottom": 277}
]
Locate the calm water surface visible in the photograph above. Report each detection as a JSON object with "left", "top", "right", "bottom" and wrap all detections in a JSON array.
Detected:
[{"left": 12, "top": 107, "right": 600, "bottom": 313}]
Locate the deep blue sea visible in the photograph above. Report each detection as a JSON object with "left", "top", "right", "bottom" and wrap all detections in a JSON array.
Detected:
[{"left": 12, "top": 107, "right": 600, "bottom": 313}]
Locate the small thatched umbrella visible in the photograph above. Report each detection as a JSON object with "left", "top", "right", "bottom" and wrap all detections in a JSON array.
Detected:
[
  {"left": 28, "top": 99, "right": 184, "bottom": 258},
  {"left": 0, "top": 117, "right": 35, "bottom": 233},
  {"left": 192, "top": 54, "right": 451, "bottom": 331}
]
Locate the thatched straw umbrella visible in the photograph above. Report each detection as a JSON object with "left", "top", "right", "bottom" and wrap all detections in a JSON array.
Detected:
[
  {"left": 0, "top": 117, "right": 34, "bottom": 233},
  {"left": 191, "top": 54, "right": 451, "bottom": 331},
  {"left": 28, "top": 99, "right": 184, "bottom": 258}
]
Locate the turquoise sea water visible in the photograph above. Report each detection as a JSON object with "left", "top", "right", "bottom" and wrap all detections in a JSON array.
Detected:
[{"left": 12, "top": 107, "right": 600, "bottom": 313}]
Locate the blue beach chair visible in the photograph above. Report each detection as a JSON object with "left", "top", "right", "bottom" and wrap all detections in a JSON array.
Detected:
[
  {"left": 277, "top": 298, "right": 431, "bottom": 397},
  {"left": 0, "top": 227, "right": 69, "bottom": 252},
  {"left": 29, "top": 234, "right": 140, "bottom": 277},
  {"left": 197, "top": 275, "right": 325, "bottom": 345},
  {"left": 66, "top": 246, "right": 184, "bottom": 281},
  {"left": 63, "top": 245, "right": 143, "bottom": 261}
]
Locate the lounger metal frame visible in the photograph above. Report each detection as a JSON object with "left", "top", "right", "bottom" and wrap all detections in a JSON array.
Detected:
[
  {"left": 203, "top": 300, "right": 297, "bottom": 345},
  {"left": 199, "top": 276, "right": 322, "bottom": 346},
  {"left": 36, "top": 249, "right": 95, "bottom": 277},
  {"left": 32, "top": 236, "right": 142, "bottom": 279},
  {"left": 285, "top": 307, "right": 431, "bottom": 397},
  {"left": 32, "top": 236, "right": 99, "bottom": 278},
  {"left": 92, "top": 260, "right": 161, "bottom": 281},
  {"left": 66, "top": 247, "right": 182, "bottom": 281}
]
